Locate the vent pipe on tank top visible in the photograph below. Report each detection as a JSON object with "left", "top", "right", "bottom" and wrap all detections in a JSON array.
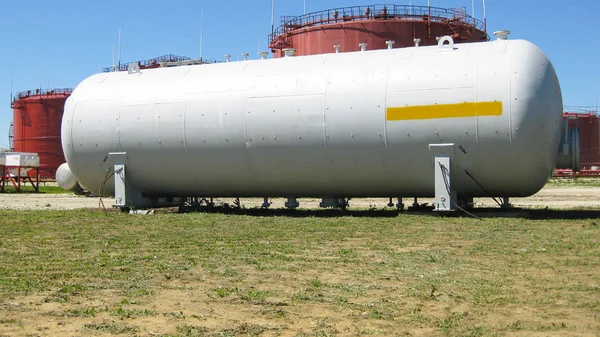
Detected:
[
  {"left": 493, "top": 30, "right": 510, "bottom": 40},
  {"left": 283, "top": 48, "right": 296, "bottom": 57}
]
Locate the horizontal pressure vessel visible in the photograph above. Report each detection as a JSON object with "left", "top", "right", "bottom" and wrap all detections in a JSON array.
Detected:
[{"left": 62, "top": 38, "right": 562, "bottom": 199}]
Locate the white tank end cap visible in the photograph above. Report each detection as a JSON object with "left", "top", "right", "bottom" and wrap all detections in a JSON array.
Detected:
[{"left": 56, "top": 162, "right": 80, "bottom": 191}]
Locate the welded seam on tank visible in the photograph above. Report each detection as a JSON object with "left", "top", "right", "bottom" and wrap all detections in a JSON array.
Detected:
[
  {"left": 385, "top": 101, "right": 502, "bottom": 121},
  {"left": 475, "top": 57, "right": 480, "bottom": 144},
  {"left": 508, "top": 45, "right": 513, "bottom": 143},
  {"left": 382, "top": 52, "right": 392, "bottom": 149}
]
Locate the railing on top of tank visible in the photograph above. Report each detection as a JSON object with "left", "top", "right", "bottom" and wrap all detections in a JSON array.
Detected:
[
  {"left": 102, "top": 54, "right": 193, "bottom": 72},
  {"left": 12, "top": 88, "right": 73, "bottom": 102},
  {"left": 563, "top": 107, "right": 600, "bottom": 116},
  {"left": 269, "top": 4, "right": 485, "bottom": 44},
  {"left": 101, "top": 54, "right": 222, "bottom": 72}
]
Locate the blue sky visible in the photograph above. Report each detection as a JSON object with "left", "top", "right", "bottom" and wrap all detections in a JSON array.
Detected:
[{"left": 1, "top": 0, "right": 599, "bottom": 148}]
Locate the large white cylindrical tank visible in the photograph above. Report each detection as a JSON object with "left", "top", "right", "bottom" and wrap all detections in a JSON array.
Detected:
[{"left": 62, "top": 38, "right": 562, "bottom": 199}]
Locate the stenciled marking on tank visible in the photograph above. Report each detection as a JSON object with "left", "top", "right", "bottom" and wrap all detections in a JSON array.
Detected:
[{"left": 386, "top": 101, "right": 502, "bottom": 121}]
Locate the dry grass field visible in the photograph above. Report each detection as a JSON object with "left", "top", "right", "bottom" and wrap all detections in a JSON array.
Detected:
[
  {"left": 0, "top": 181, "right": 599, "bottom": 336},
  {"left": 0, "top": 206, "right": 599, "bottom": 336}
]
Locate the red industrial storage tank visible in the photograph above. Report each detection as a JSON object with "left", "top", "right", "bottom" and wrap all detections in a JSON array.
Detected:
[
  {"left": 269, "top": 4, "right": 487, "bottom": 57},
  {"left": 564, "top": 112, "right": 600, "bottom": 170},
  {"left": 11, "top": 88, "right": 72, "bottom": 179}
]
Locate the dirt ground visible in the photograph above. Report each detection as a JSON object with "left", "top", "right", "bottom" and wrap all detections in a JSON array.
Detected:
[
  {"left": 0, "top": 185, "right": 599, "bottom": 336},
  {"left": 0, "top": 185, "right": 599, "bottom": 211}
]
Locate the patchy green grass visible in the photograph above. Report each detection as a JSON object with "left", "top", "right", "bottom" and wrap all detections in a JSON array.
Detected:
[
  {"left": 111, "top": 307, "right": 156, "bottom": 318},
  {"left": 0, "top": 318, "right": 23, "bottom": 327},
  {"left": 64, "top": 307, "right": 98, "bottom": 317},
  {"left": 83, "top": 322, "right": 139, "bottom": 334},
  {"left": 0, "top": 208, "right": 599, "bottom": 336},
  {"left": 547, "top": 177, "right": 600, "bottom": 186},
  {"left": 1, "top": 184, "right": 72, "bottom": 194}
]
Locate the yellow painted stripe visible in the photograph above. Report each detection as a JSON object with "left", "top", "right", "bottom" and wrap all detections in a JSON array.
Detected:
[{"left": 386, "top": 101, "right": 502, "bottom": 121}]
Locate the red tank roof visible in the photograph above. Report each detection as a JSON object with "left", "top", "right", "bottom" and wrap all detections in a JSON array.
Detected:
[{"left": 269, "top": 4, "right": 487, "bottom": 57}]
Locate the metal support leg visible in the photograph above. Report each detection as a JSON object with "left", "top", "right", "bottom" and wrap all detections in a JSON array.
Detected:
[
  {"left": 397, "top": 197, "right": 404, "bottom": 211},
  {"left": 387, "top": 197, "right": 394, "bottom": 207},
  {"left": 320, "top": 197, "right": 341, "bottom": 208},
  {"left": 434, "top": 155, "right": 456, "bottom": 212},
  {"left": 458, "top": 196, "right": 474, "bottom": 210},
  {"left": 412, "top": 197, "right": 419, "bottom": 208},
  {"left": 261, "top": 197, "right": 271, "bottom": 208},
  {"left": 285, "top": 197, "right": 300, "bottom": 209},
  {"left": 502, "top": 197, "right": 511, "bottom": 209},
  {"left": 110, "top": 152, "right": 142, "bottom": 209}
]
